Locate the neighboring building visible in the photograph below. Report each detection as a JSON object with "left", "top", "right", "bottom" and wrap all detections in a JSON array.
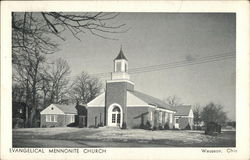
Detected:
[
  {"left": 86, "top": 48, "right": 176, "bottom": 129},
  {"left": 174, "top": 105, "right": 194, "bottom": 130},
  {"left": 40, "top": 104, "right": 77, "bottom": 127}
]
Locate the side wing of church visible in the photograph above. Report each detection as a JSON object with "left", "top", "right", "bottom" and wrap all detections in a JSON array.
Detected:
[{"left": 87, "top": 48, "right": 176, "bottom": 129}]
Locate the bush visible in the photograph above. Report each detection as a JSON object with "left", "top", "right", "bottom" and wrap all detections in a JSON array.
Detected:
[
  {"left": 185, "top": 124, "right": 191, "bottom": 130},
  {"left": 98, "top": 122, "right": 104, "bottom": 127},
  {"left": 205, "top": 122, "right": 221, "bottom": 135},
  {"left": 89, "top": 125, "right": 99, "bottom": 128},
  {"left": 12, "top": 118, "right": 24, "bottom": 128},
  {"left": 164, "top": 123, "right": 169, "bottom": 130},
  {"left": 139, "top": 123, "right": 145, "bottom": 129},
  {"left": 159, "top": 125, "right": 164, "bottom": 130},
  {"left": 145, "top": 121, "right": 152, "bottom": 130},
  {"left": 121, "top": 122, "right": 127, "bottom": 129}
]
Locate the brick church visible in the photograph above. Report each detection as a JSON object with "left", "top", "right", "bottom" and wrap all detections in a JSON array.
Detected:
[{"left": 87, "top": 48, "right": 176, "bottom": 129}]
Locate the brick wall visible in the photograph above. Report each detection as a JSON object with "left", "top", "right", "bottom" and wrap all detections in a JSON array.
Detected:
[
  {"left": 179, "top": 117, "right": 194, "bottom": 129},
  {"left": 126, "top": 107, "right": 149, "bottom": 128},
  {"left": 105, "top": 82, "right": 127, "bottom": 124},
  {"left": 87, "top": 107, "right": 105, "bottom": 127}
]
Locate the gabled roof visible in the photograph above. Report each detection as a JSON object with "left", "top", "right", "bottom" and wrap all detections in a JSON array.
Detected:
[
  {"left": 175, "top": 105, "right": 192, "bottom": 116},
  {"left": 53, "top": 104, "right": 77, "bottom": 114},
  {"left": 114, "top": 48, "right": 127, "bottom": 61},
  {"left": 87, "top": 92, "right": 105, "bottom": 107},
  {"left": 129, "top": 90, "right": 175, "bottom": 111}
]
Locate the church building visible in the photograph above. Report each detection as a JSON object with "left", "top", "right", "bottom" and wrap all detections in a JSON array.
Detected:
[{"left": 87, "top": 48, "right": 176, "bottom": 129}]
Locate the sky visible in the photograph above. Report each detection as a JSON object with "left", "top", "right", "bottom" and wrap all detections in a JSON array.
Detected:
[{"left": 48, "top": 13, "right": 236, "bottom": 120}]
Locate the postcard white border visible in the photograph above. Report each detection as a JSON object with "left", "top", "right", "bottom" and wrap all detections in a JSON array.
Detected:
[{"left": 1, "top": 1, "right": 249, "bottom": 160}]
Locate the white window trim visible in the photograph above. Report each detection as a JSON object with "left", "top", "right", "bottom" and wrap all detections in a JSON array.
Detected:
[
  {"left": 46, "top": 115, "right": 57, "bottom": 122},
  {"left": 150, "top": 111, "right": 153, "bottom": 121},
  {"left": 46, "top": 115, "right": 51, "bottom": 122},
  {"left": 165, "top": 113, "right": 168, "bottom": 122},
  {"left": 159, "top": 112, "right": 163, "bottom": 123},
  {"left": 170, "top": 114, "right": 173, "bottom": 123},
  {"left": 70, "top": 115, "right": 75, "bottom": 123}
]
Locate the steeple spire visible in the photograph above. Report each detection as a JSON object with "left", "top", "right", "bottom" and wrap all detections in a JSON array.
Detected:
[{"left": 114, "top": 45, "right": 127, "bottom": 61}]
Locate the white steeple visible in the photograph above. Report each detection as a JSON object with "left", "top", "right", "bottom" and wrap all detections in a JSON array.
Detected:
[{"left": 112, "top": 46, "right": 130, "bottom": 80}]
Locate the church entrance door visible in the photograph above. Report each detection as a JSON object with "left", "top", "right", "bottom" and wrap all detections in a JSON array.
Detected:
[
  {"left": 111, "top": 106, "right": 121, "bottom": 127},
  {"left": 108, "top": 104, "right": 123, "bottom": 127}
]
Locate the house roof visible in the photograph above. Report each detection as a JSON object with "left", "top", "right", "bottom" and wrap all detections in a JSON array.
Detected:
[
  {"left": 53, "top": 104, "right": 77, "bottom": 114},
  {"left": 175, "top": 105, "right": 192, "bottom": 116},
  {"left": 129, "top": 90, "right": 175, "bottom": 111},
  {"left": 114, "top": 47, "right": 127, "bottom": 61}
]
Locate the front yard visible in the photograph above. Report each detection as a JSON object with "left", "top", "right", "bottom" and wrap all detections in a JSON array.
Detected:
[{"left": 13, "top": 127, "right": 236, "bottom": 147}]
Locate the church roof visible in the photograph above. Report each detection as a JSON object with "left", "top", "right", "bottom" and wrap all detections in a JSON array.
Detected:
[
  {"left": 175, "top": 105, "right": 192, "bottom": 116},
  {"left": 129, "top": 90, "right": 175, "bottom": 111},
  {"left": 53, "top": 104, "right": 77, "bottom": 114},
  {"left": 114, "top": 48, "right": 127, "bottom": 61}
]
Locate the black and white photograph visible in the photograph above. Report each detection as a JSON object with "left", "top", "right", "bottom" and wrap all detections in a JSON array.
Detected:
[
  {"left": 1, "top": 1, "right": 249, "bottom": 160},
  {"left": 12, "top": 12, "right": 236, "bottom": 148}
]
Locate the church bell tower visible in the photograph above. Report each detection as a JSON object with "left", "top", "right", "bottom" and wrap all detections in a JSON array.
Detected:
[
  {"left": 112, "top": 46, "right": 130, "bottom": 80},
  {"left": 105, "top": 46, "right": 134, "bottom": 127}
]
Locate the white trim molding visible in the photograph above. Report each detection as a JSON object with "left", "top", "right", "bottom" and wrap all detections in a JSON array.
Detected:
[
  {"left": 107, "top": 103, "right": 123, "bottom": 128},
  {"left": 106, "top": 79, "right": 135, "bottom": 85}
]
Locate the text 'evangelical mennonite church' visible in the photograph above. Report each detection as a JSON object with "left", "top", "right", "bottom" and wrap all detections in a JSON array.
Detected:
[{"left": 87, "top": 48, "right": 177, "bottom": 129}]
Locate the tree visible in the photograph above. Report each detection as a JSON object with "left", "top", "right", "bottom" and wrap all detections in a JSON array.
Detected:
[
  {"left": 163, "top": 95, "right": 181, "bottom": 107},
  {"left": 70, "top": 72, "right": 103, "bottom": 104},
  {"left": 13, "top": 43, "right": 47, "bottom": 126},
  {"left": 201, "top": 102, "right": 228, "bottom": 126},
  {"left": 193, "top": 104, "right": 202, "bottom": 129},
  {"left": 47, "top": 58, "right": 71, "bottom": 104},
  {"left": 12, "top": 12, "right": 125, "bottom": 127},
  {"left": 12, "top": 12, "right": 127, "bottom": 64}
]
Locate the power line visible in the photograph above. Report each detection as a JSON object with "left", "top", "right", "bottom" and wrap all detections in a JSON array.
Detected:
[{"left": 91, "top": 52, "right": 235, "bottom": 79}]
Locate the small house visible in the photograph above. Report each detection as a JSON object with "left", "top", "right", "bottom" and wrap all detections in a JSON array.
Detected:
[
  {"left": 174, "top": 105, "right": 194, "bottom": 129},
  {"left": 40, "top": 104, "right": 77, "bottom": 127}
]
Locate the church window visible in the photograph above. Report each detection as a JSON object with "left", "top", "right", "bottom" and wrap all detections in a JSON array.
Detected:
[
  {"left": 113, "top": 106, "right": 120, "bottom": 112},
  {"left": 165, "top": 113, "right": 168, "bottom": 122},
  {"left": 116, "top": 62, "right": 122, "bottom": 72},
  {"left": 117, "top": 114, "right": 121, "bottom": 123},
  {"left": 125, "top": 63, "right": 127, "bottom": 72},
  {"left": 159, "top": 112, "right": 163, "bottom": 123},
  {"left": 112, "top": 114, "right": 116, "bottom": 123},
  {"left": 176, "top": 118, "right": 179, "bottom": 123},
  {"left": 169, "top": 113, "right": 173, "bottom": 123},
  {"left": 149, "top": 111, "right": 153, "bottom": 121}
]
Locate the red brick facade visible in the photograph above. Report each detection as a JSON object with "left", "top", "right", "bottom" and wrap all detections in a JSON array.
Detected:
[{"left": 40, "top": 114, "right": 76, "bottom": 127}]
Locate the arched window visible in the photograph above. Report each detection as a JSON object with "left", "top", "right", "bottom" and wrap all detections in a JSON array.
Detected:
[
  {"left": 111, "top": 106, "right": 121, "bottom": 124},
  {"left": 112, "top": 106, "right": 120, "bottom": 112}
]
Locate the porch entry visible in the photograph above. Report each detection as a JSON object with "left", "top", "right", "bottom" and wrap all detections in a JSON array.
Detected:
[{"left": 108, "top": 103, "right": 123, "bottom": 127}]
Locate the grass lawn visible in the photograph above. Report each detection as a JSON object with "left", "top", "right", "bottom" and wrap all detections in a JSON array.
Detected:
[{"left": 12, "top": 127, "right": 236, "bottom": 147}]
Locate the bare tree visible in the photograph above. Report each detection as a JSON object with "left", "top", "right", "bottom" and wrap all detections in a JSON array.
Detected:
[
  {"left": 12, "top": 12, "right": 125, "bottom": 127},
  {"left": 163, "top": 95, "right": 181, "bottom": 107},
  {"left": 47, "top": 58, "right": 71, "bottom": 104},
  {"left": 70, "top": 72, "right": 103, "bottom": 104},
  {"left": 13, "top": 48, "right": 46, "bottom": 127},
  {"left": 12, "top": 12, "right": 127, "bottom": 64},
  {"left": 193, "top": 103, "right": 202, "bottom": 129}
]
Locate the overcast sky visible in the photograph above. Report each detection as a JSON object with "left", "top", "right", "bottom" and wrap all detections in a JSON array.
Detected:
[{"left": 48, "top": 13, "right": 236, "bottom": 120}]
